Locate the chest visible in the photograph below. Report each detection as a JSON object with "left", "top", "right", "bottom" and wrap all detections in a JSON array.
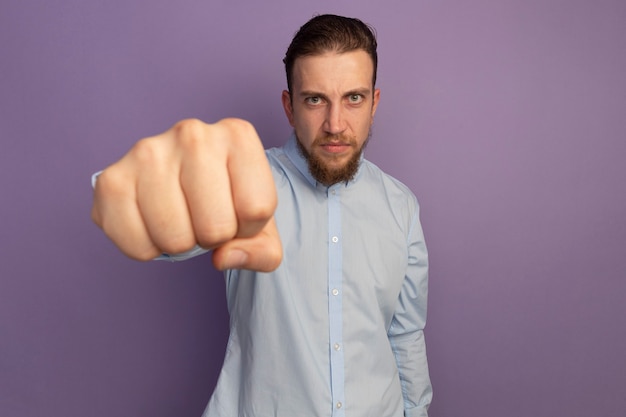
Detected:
[{"left": 274, "top": 180, "right": 410, "bottom": 319}]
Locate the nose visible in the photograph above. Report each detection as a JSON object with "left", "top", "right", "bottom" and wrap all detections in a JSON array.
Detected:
[{"left": 323, "top": 102, "right": 347, "bottom": 135}]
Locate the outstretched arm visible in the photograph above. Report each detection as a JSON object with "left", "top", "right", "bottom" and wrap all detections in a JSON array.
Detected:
[{"left": 91, "top": 118, "right": 282, "bottom": 272}]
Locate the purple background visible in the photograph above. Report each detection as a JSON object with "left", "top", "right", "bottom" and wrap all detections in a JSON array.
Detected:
[{"left": 2, "top": 1, "right": 625, "bottom": 416}]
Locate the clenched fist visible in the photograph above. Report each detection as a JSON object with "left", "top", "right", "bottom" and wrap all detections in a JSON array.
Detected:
[{"left": 91, "top": 118, "right": 282, "bottom": 272}]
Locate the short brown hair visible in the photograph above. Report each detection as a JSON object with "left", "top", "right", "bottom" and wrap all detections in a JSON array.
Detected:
[{"left": 283, "top": 14, "right": 378, "bottom": 93}]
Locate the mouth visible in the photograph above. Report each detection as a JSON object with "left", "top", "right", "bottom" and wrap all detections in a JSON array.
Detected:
[{"left": 320, "top": 142, "right": 351, "bottom": 154}]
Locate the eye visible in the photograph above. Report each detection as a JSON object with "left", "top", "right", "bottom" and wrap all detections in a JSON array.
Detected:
[
  {"left": 348, "top": 94, "right": 364, "bottom": 104},
  {"left": 306, "top": 96, "right": 322, "bottom": 105}
]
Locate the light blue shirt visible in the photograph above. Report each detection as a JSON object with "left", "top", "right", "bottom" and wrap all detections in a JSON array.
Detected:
[{"left": 164, "top": 135, "right": 431, "bottom": 416}]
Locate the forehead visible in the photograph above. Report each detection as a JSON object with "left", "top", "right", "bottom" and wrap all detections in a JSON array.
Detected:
[{"left": 291, "top": 50, "right": 374, "bottom": 92}]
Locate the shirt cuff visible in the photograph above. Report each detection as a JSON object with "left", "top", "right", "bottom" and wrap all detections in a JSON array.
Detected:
[
  {"left": 156, "top": 246, "right": 210, "bottom": 262},
  {"left": 91, "top": 170, "right": 103, "bottom": 189}
]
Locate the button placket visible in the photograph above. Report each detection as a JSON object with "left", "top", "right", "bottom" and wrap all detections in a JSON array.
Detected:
[{"left": 327, "top": 184, "right": 344, "bottom": 416}]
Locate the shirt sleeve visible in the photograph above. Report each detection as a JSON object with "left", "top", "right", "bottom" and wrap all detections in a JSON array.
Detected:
[
  {"left": 387, "top": 204, "right": 432, "bottom": 417},
  {"left": 155, "top": 246, "right": 210, "bottom": 262}
]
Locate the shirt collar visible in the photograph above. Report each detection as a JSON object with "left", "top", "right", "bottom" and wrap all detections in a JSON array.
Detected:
[{"left": 283, "top": 133, "right": 364, "bottom": 189}]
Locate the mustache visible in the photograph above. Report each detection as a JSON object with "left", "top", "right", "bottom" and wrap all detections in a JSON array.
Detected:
[{"left": 313, "top": 133, "right": 356, "bottom": 146}]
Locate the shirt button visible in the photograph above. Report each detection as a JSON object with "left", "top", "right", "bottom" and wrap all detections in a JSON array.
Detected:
[
  {"left": 334, "top": 343, "right": 341, "bottom": 351},
  {"left": 332, "top": 288, "right": 339, "bottom": 296},
  {"left": 336, "top": 402, "right": 343, "bottom": 409},
  {"left": 331, "top": 236, "right": 339, "bottom": 243}
]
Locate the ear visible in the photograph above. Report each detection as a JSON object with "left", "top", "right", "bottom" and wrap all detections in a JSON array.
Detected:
[
  {"left": 370, "top": 88, "right": 381, "bottom": 123},
  {"left": 281, "top": 90, "right": 295, "bottom": 127}
]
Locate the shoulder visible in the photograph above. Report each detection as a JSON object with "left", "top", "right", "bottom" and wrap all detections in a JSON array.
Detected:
[
  {"left": 356, "top": 159, "right": 422, "bottom": 237},
  {"left": 265, "top": 146, "right": 294, "bottom": 187},
  {"left": 360, "top": 159, "right": 419, "bottom": 209}
]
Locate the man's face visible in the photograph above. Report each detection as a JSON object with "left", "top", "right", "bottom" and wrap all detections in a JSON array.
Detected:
[{"left": 282, "top": 50, "right": 380, "bottom": 185}]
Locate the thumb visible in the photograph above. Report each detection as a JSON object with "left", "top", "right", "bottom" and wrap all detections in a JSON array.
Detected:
[{"left": 211, "top": 217, "right": 282, "bottom": 272}]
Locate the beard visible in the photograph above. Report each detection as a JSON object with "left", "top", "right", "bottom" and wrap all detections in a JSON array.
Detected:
[{"left": 296, "top": 131, "right": 371, "bottom": 186}]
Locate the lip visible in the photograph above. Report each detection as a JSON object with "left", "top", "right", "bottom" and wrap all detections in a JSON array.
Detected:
[{"left": 320, "top": 143, "right": 351, "bottom": 154}]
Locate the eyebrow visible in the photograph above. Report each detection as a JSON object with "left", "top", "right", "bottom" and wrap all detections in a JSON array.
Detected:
[{"left": 298, "top": 87, "right": 373, "bottom": 99}]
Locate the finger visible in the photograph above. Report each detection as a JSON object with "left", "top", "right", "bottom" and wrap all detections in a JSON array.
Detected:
[
  {"left": 136, "top": 170, "right": 197, "bottom": 255},
  {"left": 131, "top": 138, "right": 197, "bottom": 255},
  {"left": 176, "top": 121, "right": 238, "bottom": 249},
  {"left": 211, "top": 217, "right": 283, "bottom": 272},
  {"left": 92, "top": 168, "right": 161, "bottom": 261},
  {"left": 220, "top": 119, "right": 277, "bottom": 238}
]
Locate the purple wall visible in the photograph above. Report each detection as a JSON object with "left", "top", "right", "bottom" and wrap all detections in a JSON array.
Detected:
[{"left": 2, "top": 1, "right": 625, "bottom": 416}]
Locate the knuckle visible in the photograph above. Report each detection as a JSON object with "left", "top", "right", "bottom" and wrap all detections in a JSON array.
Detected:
[
  {"left": 130, "top": 246, "right": 161, "bottom": 262},
  {"left": 258, "top": 237, "right": 283, "bottom": 272},
  {"left": 218, "top": 118, "right": 259, "bottom": 145},
  {"left": 158, "top": 234, "right": 197, "bottom": 256},
  {"left": 94, "top": 168, "right": 130, "bottom": 199},
  {"left": 173, "top": 118, "right": 205, "bottom": 137},
  {"left": 173, "top": 118, "right": 206, "bottom": 135},
  {"left": 98, "top": 221, "right": 160, "bottom": 261},
  {"left": 170, "top": 119, "right": 210, "bottom": 154},
  {"left": 130, "top": 136, "right": 164, "bottom": 166},
  {"left": 196, "top": 223, "right": 237, "bottom": 249},
  {"left": 266, "top": 241, "right": 283, "bottom": 268},
  {"left": 241, "top": 198, "right": 276, "bottom": 221},
  {"left": 219, "top": 117, "right": 255, "bottom": 134}
]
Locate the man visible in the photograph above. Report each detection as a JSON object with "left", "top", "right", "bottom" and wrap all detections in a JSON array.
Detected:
[{"left": 92, "top": 14, "right": 432, "bottom": 417}]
